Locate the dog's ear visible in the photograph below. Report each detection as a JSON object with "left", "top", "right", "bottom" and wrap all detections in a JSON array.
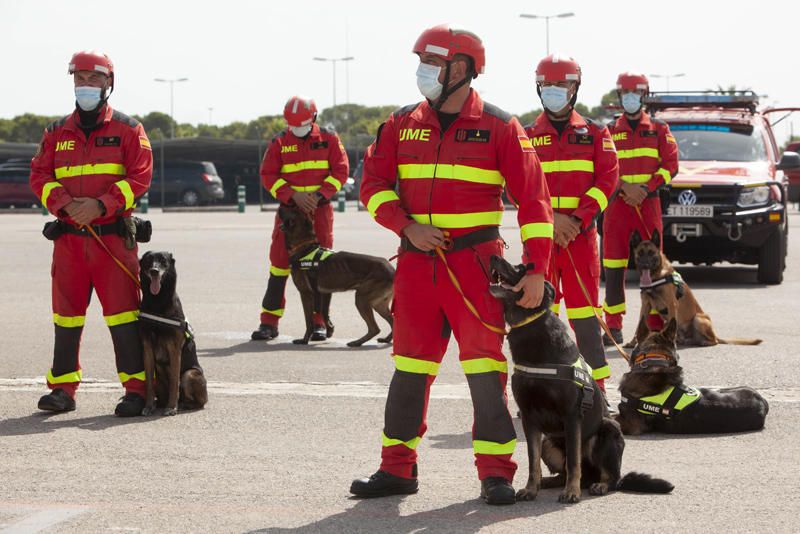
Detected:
[
  {"left": 140, "top": 250, "right": 152, "bottom": 264},
  {"left": 662, "top": 317, "right": 677, "bottom": 343},
  {"left": 542, "top": 280, "right": 556, "bottom": 306},
  {"left": 630, "top": 230, "right": 642, "bottom": 249},
  {"left": 635, "top": 318, "right": 650, "bottom": 347},
  {"left": 169, "top": 252, "right": 175, "bottom": 266},
  {"left": 651, "top": 228, "right": 661, "bottom": 248}
]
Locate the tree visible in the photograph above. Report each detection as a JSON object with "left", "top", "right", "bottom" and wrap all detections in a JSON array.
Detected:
[
  {"left": 135, "top": 112, "right": 176, "bottom": 139},
  {"left": 8, "top": 113, "right": 59, "bottom": 143}
]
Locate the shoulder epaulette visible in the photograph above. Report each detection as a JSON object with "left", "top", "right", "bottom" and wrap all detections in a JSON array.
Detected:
[
  {"left": 111, "top": 110, "right": 141, "bottom": 129},
  {"left": 46, "top": 115, "right": 70, "bottom": 132},
  {"left": 394, "top": 102, "right": 421, "bottom": 117},
  {"left": 482, "top": 101, "right": 513, "bottom": 123},
  {"left": 271, "top": 130, "right": 287, "bottom": 143}
]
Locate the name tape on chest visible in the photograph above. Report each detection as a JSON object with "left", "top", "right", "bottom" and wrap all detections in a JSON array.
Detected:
[
  {"left": 96, "top": 136, "right": 121, "bottom": 147},
  {"left": 455, "top": 129, "right": 491, "bottom": 143},
  {"left": 568, "top": 133, "right": 594, "bottom": 145},
  {"left": 310, "top": 140, "right": 329, "bottom": 150}
]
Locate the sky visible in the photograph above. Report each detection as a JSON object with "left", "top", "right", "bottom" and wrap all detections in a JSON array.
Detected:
[{"left": 2, "top": 0, "right": 799, "bottom": 143}]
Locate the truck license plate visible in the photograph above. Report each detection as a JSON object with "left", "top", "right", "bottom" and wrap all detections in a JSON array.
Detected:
[{"left": 667, "top": 204, "right": 713, "bottom": 218}]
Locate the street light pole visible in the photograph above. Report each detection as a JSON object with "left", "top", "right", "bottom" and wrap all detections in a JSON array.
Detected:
[
  {"left": 649, "top": 73, "right": 685, "bottom": 92},
  {"left": 520, "top": 12, "right": 575, "bottom": 55},
  {"left": 312, "top": 56, "right": 354, "bottom": 127},
  {"left": 154, "top": 77, "right": 189, "bottom": 138}
]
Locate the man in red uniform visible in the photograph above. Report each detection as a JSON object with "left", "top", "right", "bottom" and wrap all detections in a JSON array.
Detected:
[
  {"left": 251, "top": 96, "right": 349, "bottom": 341},
  {"left": 29, "top": 51, "right": 153, "bottom": 416},
  {"left": 602, "top": 72, "right": 679, "bottom": 345},
  {"left": 351, "top": 25, "right": 553, "bottom": 505},
  {"left": 524, "top": 55, "right": 619, "bottom": 390}
]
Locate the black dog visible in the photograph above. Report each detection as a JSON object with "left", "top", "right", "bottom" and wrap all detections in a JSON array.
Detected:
[
  {"left": 139, "top": 251, "right": 208, "bottom": 416},
  {"left": 489, "top": 255, "right": 673, "bottom": 503},
  {"left": 617, "top": 317, "right": 769, "bottom": 435},
  {"left": 278, "top": 206, "right": 394, "bottom": 347}
]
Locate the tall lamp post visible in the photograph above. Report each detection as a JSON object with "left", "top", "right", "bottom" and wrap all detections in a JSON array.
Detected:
[
  {"left": 312, "top": 56, "right": 354, "bottom": 127},
  {"left": 649, "top": 73, "right": 685, "bottom": 92},
  {"left": 153, "top": 77, "right": 189, "bottom": 138},
  {"left": 519, "top": 12, "right": 575, "bottom": 55}
]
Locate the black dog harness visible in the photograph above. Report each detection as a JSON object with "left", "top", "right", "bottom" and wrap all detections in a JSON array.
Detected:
[
  {"left": 620, "top": 384, "right": 701, "bottom": 419},
  {"left": 138, "top": 312, "right": 194, "bottom": 340},
  {"left": 291, "top": 246, "right": 334, "bottom": 270},
  {"left": 640, "top": 271, "right": 685, "bottom": 299},
  {"left": 513, "top": 355, "right": 596, "bottom": 414}
]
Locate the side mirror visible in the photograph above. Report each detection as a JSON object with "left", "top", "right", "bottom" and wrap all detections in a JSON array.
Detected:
[{"left": 777, "top": 151, "right": 800, "bottom": 171}]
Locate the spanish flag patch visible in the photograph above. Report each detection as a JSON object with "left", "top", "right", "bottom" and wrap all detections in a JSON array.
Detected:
[
  {"left": 666, "top": 134, "right": 676, "bottom": 144},
  {"left": 602, "top": 138, "right": 616, "bottom": 152},
  {"left": 518, "top": 135, "right": 535, "bottom": 153},
  {"left": 139, "top": 136, "right": 152, "bottom": 150}
]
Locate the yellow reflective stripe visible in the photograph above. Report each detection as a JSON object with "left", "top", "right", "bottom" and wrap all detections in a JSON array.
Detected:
[
  {"left": 47, "top": 369, "right": 82, "bottom": 384},
  {"left": 398, "top": 163, "right": 504, "bottom": 185},
  {"left": 269, "top": 265, "right": 291, "bottom": 277},
  {"left": 550, "top": 303, "right": 561, "bottom": 314},
  {"left": 603, "top": 258, "right": 629, "bottom": 268},
  {"left": 552, "top": 196, "right": 580, "bottom": 209},
  {"left": 656, "top": 168, "right": 672, "bottom": 184},
  {"left": 269, "top": 178, "right": 288, "bottom": 198},
  {"left": 261, "top": 307, "right": 284, "bottom": 317},
  {"left": 54, "top": 163, "right": 126, "bottom": 180},
  {"left": 585, "top": 187, "right": 608, "bottom": 212},
  {"left": 104, "top": 310, "right": 139, "bottom": 326},
  {"left": 382, "top": 432, "right": 421, "bottom": 450},
  {"left": 620, "top": 174, "right": 651, "bottom": 184},
  {"left": 461, "top": 358, "right": 508, "bottom": 375},
  {"left": 280, "top": 160, "right": 330, "bottom": 173},
  {"left": 592, "top": 365, "right": 611, "bottom": 380},
  {"left": 540, "top": 160, "right": 594, "bottom": 173},
  {"left": 473, "top": 439, "right": 516, "bottom": 455},
  {"left": 410, "top": 211, "right": 503, "bottom": 228},
  {"left": 118, "top": 371, "right": 146, "bottom": 383},
  {"left": 290, "top": 185, "right": 321, "bottom": 192},
  {"left": 520, "top": 222, "right": 554, "bottom": 241},
  {"left": 41, "top": 182, "right": 63, "bottom": 207},
  {"left": 53, "top": 313, "right": 85, "bottom": 328},
  {"left": 366, "top": 190, "right": 400, "bottom": 217},
  {"left": 324, "top": 176, "right": 342, "bottom": 191},
  {"left": 394, "top": 354, "right": 440, "bottom": 376},
  {"left": 114, "top": 180, "right": 135, "bottom": 210},
  {"left": 617, "top": 148, "right": 659, "bottom": 160},
  {"left": 603, "top": 301, "right": 626, "bottom": 314},
  {"left": 566, "top": 306, "right": 603, "bottom": 320}
]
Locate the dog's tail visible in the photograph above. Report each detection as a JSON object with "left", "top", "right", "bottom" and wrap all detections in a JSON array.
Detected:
[
  {"left": 717, "top": 338, "right": 762, "bottom": 346},
  {"left": 616, "top": 472, "right": 674, "bottom": 494}
]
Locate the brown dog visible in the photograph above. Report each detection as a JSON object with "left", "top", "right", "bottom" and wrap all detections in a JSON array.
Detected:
[
  {"left": 139, "top": 251, "right": 208, "bottom": 416},
  {"left": 626, "top": 229, "right": 761, "bottom": 347}
]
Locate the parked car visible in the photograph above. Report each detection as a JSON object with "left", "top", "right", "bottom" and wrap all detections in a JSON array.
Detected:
[
  {"left": 645, "top": 91, "right": 799, "bottom": 284},
  {"left": 0, "top": 161, "right": 39, "bottom": 208},
  {"left": 344, "top": 160, "right": 363, "bottom": 201},
  {"left": 148, "top": 160, "right": 225, "bottom": 207},
  {"left": 784, "top": 140, "right": 800, "bottom": 203}
]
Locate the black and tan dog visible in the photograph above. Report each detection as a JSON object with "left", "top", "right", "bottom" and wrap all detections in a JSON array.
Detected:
[
  {"left": 279, "top": 205, "right": 394, "bottom": 347},
  {"left": 617, "top": 317, "right": 769, "bottom": 435},
  {"left": 627, "top": 229, "right": 761, "bottom": 348},
  {"left": 139, "top": 251, "right": 208, "bottom": 416},
  {"left": 489, "top": 255, "right": 673, "bottom": 503}
]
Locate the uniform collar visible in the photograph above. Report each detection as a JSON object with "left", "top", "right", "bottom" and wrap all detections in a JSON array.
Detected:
[
  {"left": 534, "top": 109, "right": 588, "bottom": 135},
  {"left": 411, "top": 89, "right": 484, "bottom": 129},
  {"left": 64, "top": 104, "right": 114, "bottom": 133},
  {"left": 617, "top": 111, "right": 652, "bottom": 132}
]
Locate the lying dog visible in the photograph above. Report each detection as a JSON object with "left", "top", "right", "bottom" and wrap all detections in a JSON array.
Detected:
[
  {"left": 279, "top": 206, "right": 394, "bottom": 347},
  {"left": 617, "top": 317, "right": 769, "bottom": 434},
  {"left": 627, "top": 229, "right": 761, "bottom": 347},
  {"left": 139, "top": 251, "right": 208, "bottom": 416},
  {"left": 489, "top": 255, "right": 673, "bottom": 503}
]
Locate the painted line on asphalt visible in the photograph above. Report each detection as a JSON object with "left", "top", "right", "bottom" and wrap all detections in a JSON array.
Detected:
[{"left": 0, "top": 505, "right": 89, "bottom": 533}]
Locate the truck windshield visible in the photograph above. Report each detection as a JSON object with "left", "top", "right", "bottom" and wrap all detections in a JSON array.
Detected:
[{"left": 670, "top": 124, "right": 767, "bottom": 162}]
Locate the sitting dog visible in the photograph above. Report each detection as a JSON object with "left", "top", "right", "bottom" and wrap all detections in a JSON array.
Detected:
[
  {"left": 617, "top": 317, "right": 769, "bottom": 434},
  {"left": 279, "top": 205, "right": 394, "bottom": 347},
  {"left": 626, "top": 229, "right": 761, "bottom": 347},
  {"left": 489, "top": 256, "right": 673, "bottom": 503},
  {"left": 139, "top": 251, "right": 208, "bottom": 416}
]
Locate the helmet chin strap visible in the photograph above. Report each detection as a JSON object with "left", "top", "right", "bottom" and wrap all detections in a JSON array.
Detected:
[{"left": 429, "top": 61, "right": 470, "bottom": 111}]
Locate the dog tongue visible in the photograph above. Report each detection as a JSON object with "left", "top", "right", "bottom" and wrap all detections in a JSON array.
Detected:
[
  {"left": 640, "top": 270, "right": 653, "bottom": 286},
  {"left": 150, "top": 276, "right": 161, "bottom": 295}
]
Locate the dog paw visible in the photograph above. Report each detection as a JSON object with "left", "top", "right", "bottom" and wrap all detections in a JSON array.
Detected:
[
  {"left": 558, "top": 490, "right": 581, "bottom": 504},
  {"left": 377, "top": 336, "right": 392, "bottom": 344},
  {"left": 292, "top": 338, "right": 309, "bottom": 345},
  {"left": 141, "top": 406, "right": 155, "bottom": 416},
  {"left": 623, "top": 339, "right": 637, "bottom": 349},
  {"left": 162, "top": 407, "right": 178, "bottom": 416},
  {"left": 347, "top": 340, "right": 365, "bottom": 347},
  {"left": 515, "top": 488, "right": 539, "bottom": 501},
  {"left": 589, "top": 483, "right": 609, "bottom": 496}
]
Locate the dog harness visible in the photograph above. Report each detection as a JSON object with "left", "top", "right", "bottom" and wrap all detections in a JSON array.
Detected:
[
  {"left": 620, "top": 384, "right": 701, "bottom": 419},
  {"left": 639, "top": 271, "right": 685, "bottom": 299},
  {"left": 513, "top": 355, "right": 596, "bottom": 414},
  {"left": 291, "top": 246, "right": 334, "bottom": 270},
  {"left": 138, "top": 312, "right": 194, "bottom": 340}
]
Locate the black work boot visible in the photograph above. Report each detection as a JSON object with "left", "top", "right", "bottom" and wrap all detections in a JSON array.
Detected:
[
  {"left": 602, "top": 328, "right": 624, "bottom": 347},
  {"left": 481, "top": 477, "right": 516, "bottom": 505},
  {"left": 310, "top": 325, "right": 327, "bottom": 342},
  {"left": 350, "top": 468, "right": 419, "bottom": 498},
  {"left": 115, "top": 393, "right": 145, "bottom": 417},
  {"left": 37, "top": 388, "right": 76, "bottom": 413},
  {"left": 251, "top": 324, "right": 279, "bottom": 341}
]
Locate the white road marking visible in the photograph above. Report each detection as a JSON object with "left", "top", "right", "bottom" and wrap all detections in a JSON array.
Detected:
[
  {"left": 200, "top": 331, "right": 390, "bottom": 347},
  {"left": 0, "top": 506, "right": 89, "bottom": 533}
]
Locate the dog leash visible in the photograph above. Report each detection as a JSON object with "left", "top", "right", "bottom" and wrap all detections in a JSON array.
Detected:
[
  {"left": 634, "top": 205, "right": 652, "bottom": 241},
  {"left": 83, "top": 224, "right": 142, "bottom": 290}
]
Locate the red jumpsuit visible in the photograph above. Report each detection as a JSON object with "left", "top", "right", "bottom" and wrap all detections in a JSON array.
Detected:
[
  {"left": 29, "top": 106, "right": 153, "bottom": 398},
  {"left": 603, "top": 113, "right": 679, "bottom": 330},
  {"left": 360, "top": 90, "right": 553, "bottom": 481},
  {"left": 258, "top": 124, "right": 349, "bottom": 327},
  {"left": 525, "top": 111, "right": 619, "bottom": 382}
]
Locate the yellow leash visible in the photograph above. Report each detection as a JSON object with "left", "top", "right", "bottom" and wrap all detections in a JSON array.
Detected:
[{"left": 83, "top": 224, "right": 142, "bottom": 290}]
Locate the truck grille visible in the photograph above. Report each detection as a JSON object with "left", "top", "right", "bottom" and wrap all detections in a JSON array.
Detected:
[{"left": 668, "top": 186, "right": 737, "bottom": 206}]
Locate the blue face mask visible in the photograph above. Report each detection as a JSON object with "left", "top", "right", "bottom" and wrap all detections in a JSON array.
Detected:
[
  {"left": 621, "top": 92, "right": 642, "bottom": 114},
  {"left": 75, "top": 86, "right": 102, "bottom": 111},
  {"left": 540, "top": 86, "right": 569, "bottom": 113}
]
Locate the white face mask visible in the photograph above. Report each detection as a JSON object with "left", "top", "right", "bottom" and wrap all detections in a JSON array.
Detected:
[
  {"left": 416, "top": 63, "right": 443, "bottom": 100},
  {"left": 290, "top": 124, "right": 312, "bottom": 137},
  {"left": 75, "top": 86, "right": 102, "bottom": 111},
  {"left": 621, "top": 92, "right": 642, "bottom": 114},
  {"left": 540, "top": 86, "right": 570, "bottom": 113}
]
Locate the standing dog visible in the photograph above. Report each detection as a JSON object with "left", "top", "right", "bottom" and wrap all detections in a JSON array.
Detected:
[
  {"left": 279, "top": 206, "right": 394, "bottom": 347},
  {"left": 617, "top": 318, "right": 769, "bottom": 434},
  {"left": 489, "top": 255, "right": 673, "bottom": 503},
  {"left": 627, "top": 229, "right": 761, "bottom": 347},
  {"left": 139, "top": 251, "right": 207, "bottom": 416}
]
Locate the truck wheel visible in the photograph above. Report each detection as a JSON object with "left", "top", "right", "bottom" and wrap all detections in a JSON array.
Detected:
[{"left": 757, "top": 226, "right": 785, "bottom": 284}]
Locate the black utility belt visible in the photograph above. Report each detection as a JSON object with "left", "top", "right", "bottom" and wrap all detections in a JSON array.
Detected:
[
  {"left": 401, "top": 226, "right": 500, "bottom": 255},
  {"left": 43, "top": 217, "right": 152, "bottom": 243}
]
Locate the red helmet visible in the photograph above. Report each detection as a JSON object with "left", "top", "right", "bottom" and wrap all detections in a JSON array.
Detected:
[
  {"left": 616, "top": 72, "right": 649, "bottom": 92},
  {"left": 413, "top": 24, "right": 485, "bottom": 76},
  {"left": 283, "top": 96, "right": 317, "bottom": 127},
  {"left": 68, "top": 50, "right": 114, "bottom": 89},
  {"left": 535, "top": 54, "right": 581, "bottom": 84}
]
